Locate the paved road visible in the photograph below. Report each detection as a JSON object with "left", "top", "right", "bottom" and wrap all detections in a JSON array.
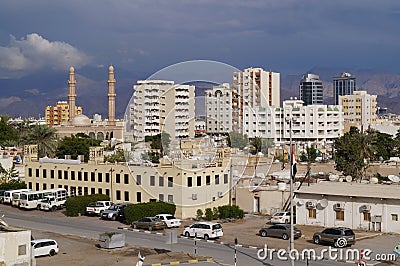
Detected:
[{"left": 1, "top": 205, "right": 399, "bottom": 266}]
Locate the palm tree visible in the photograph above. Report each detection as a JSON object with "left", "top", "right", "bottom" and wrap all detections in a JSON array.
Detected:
[{"left": 21, "top": 124, "right": 58, "bottom": 158}]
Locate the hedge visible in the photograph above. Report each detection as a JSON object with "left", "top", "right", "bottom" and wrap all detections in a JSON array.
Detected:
[
  {"left": 65, "top": 194, "right": 110, "bottom": 217},
  {"left": 0, "top": 181, "right": 27, "bottom": 190},
  {"left": 217, "top": 205, "right": 244, "bottom": 219},
  {"left": 124, "top": 201, "right": 176, "bottom": 225}
]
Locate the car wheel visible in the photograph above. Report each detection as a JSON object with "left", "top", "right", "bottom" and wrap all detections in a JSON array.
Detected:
[
  {"left": 36, "top": 204, "right": 41, "bottom": 210},
  {"left": 111, "top": 215, "right": 116, "bottom": 221},
  {"left": 282, "top": 233, "right": 289, "bottom": 240},
  {"left": 51, "top": 206, "right": 57, "bottom": 212},
  {"left": 284, "top": 219, "right": 289, "bottom": 224},
  {"left": 148, "top": 226, "right": 153, "bottom": 231},
  {"left": 260, "top": 230, "right": 267, "bottom": 237},
  {"left": 313, "top": 236, "right": 320, "bottom": 244},
  {"left": 204, "top": 234, "right": 209, "bottom": 240},
  {"left": 133, "top": 224, "right": 137, "bottom": 229},
  {"left": 49, "top": 249, "right": 56, "bottom": 256},
  {"left": 185, "top": 232, "right": 190, "bottom": 237}
]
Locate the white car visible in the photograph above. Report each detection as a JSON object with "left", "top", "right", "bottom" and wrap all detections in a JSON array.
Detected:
[
  {"left": 155, "top": 214, "right": 181, "bottom": 228},
  {"left": 182, "top": 222, "right": 223, "bottom": 240},
  {"left": 270, "top": 211, "right": 291, "bottom": 224},
  {"left": 31, "top": 239, "right": 59, "bottom": 257}
]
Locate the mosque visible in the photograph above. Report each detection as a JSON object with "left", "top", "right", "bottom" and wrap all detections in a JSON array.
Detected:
[{"left": 50, "top": 66, "right": 125, "bottom": 141}]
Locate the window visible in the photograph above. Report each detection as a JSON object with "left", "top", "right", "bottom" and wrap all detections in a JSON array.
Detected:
[
  {"left": 98, "top": 188, "right": 102, "bottom": 194},
  {"left": 392, "top": 214, "right": 398, "bottom": 221},
  {"left": 98, "top": 173, "right": 102, "bottom": 182},
  {"left": 206, "top": 175, "right": 210, "bottom": 185},
  {"left": 84, "top": 187, "right": 88, "bottom": 195},
  {"left": 168, "top": 177, "right": 173, "bottom": 187},
  {"left": 50, "top": 170, "right": 55, "bottom": 179},
  {"left": 124, "top": 191, "right": 129, "bottom": 201},
  {"left": 50, "top": 184, "right": 54, "bottom": 189},
  {"left": 58, "top": 170, "right": 62, "bottom": 179},
  {"left": 18, "top": 244, "right": 26, "bottom": 256},
  {"left": 224, "top": 174, "right": 228, "bottom": 184},
  {"left": 36, "top": 169, "right": 39, "bottom": 177},
  {"left": 363, "top": 212, "right": 371, "bottom": 221},
  {"left": 105, "top": 173, "right": 110, "bottom": 183},
  {"left": 335, "top": 210, "right": 344, "bottom": 221},
  {"left": 124, "top": 174, "right": 129, "bottom": 184},
  {"left": 91, "top": 188, "right": 95, "bottom": 194},
  {"left": 215, "top": 175, "right": 220, "bottom": 185},
  {"left": 43, "top": 169, "right": 47, "bottom": 178},
  {"left": 187, "top": 177, "right": 193, "bottom": 187},
  {"left": 105, "top": 189, "right": 109, "bottom": 196},
  {"left": 28, "top": 168, "right": 32, "bottom": 177},
  {"left": 35, "top": 183, "right": 39, "bottom": 191},
  {"left": 137, "top": 192, "right": 142, "bottom": 202},
  {"left": 159, "top": 194, "right": 164, "bottom": 201},
  {"left": 28, "top": 182, "right": 32, "bottom": 189},
  {"left": 77, "top": 171, "right": 82, "bottom": 181},
  {"left": 43, "top": 183, "right": 47, "bottom": 190},
  {"left": 116, "top": 190, "right": 121, "bottom": 200},
  {"left": 197, "top": 176, "right": 202, "bottom": 186},
  {"left": 136, "top": 175, "right": 141, "bottom": 185},
  {"left": 150, "top": 176, "right": 155, "bottom": 186},
  {"left": 84, "top": 172, "right": 88, "bottom": 181},
  {"left": 64, "top": 171, "right": 68, "bottom": 180},
  {"left": 116, "top": 174, "right": 120, "bottom": 183},
  {"left": 71, "top": 171, "right": 75, "bottom": 180},
  {"left": 91, "top": 172, "right": 95, "bottom": 182},
  {"left": 308, "top": 209, "right": 316, "bottom": 218},
  {"left": 159, "top": 176, "right": 164, "bottom": 187},
  {"left": 168, "top": 194, "right": 174, "bottom": 203}
]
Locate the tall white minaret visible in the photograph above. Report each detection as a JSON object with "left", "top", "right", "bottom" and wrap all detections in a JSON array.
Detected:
[
  {"left": 107, "top": 65, "right": 116, "bottom": 125},
  {"left": 68, "top": 66, "right": 77, "bottom": 122}
]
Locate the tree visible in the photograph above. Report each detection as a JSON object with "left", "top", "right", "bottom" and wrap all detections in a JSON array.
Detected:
[
  {"left": 56, "top": 133, "right": 101, "bottom": 162},
  {"left": 0, "top": 116, "right": 18, "bottom": 146},
  {"left": 300, "top": 146, "right": 318, "bottom": 163},
  {"left": 371, "top": 131, "right": 395, "bottom": 161},
  {"left": 250, "top": 137, "right": 262, "bottom": 155},
  {"left": 228, "top": 132, "right": 249, "bottom": 150},
  {"left": 0, "top": 163, "right": 19, "bottom": 183},
  {"left": 21, "top": 124, "right": 58, "bottom": 158},
  {"left": 104, "top": 148, "right": 126, "bottom": 163},
  {"left": 161, "top": 131, "right": 171, "bottom": 155}
]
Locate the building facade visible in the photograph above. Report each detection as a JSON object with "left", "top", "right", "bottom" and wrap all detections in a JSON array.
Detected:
[
  {"left": 333, "top": 72, "right": 356, "bottom": 105},
  {"left": 299, "top": 74, "right": 323, "bottom": 106},
  {"left": 45, "top": 101, "right": 82, "bottom": 126},
  {"left": 339, "top": 90, "right": 377, "bottom": 132},
  {"left": 130, "top": 80, "right": 195, "bottom": 142},
  {"left": 205, "top": 83, "right": 233, "bottom": 134}
]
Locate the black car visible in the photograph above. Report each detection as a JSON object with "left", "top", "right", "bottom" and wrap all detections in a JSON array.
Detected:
[
  {"left": 313, "top": 227, "right": 356, "bottom": 247},
  {"left": 101, "top": 202, "right": 132, "bottom": 222},
  {"left": 259, "top": 224, "right": 302, "bottom": 240}
]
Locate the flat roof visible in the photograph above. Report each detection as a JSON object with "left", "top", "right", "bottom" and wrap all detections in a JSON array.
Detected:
[{"left": 296, "top": 181, "right": 400, "bottom": 199}]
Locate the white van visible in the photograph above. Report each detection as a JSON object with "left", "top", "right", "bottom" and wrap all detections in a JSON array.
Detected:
[
  {"left": 183, "top": 222, "right": 223, "bottom": 240},
  {"left": 31, "top": 239, "right": 59, "bottom": 257}
]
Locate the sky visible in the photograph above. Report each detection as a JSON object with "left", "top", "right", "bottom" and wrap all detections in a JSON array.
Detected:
[{"left": 1, "top": 0, "right": 400, "bottom": 80}]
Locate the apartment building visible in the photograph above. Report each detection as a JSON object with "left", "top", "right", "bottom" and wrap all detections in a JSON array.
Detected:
[
  {"left": 205, "top": 83, "right": 233, "bottom": 133},
  {"left": 333, "top": 72, "right": 356, "bottom": 105},
  {"left": 45, "top": 101, "right": 82, "bottom": 125},
  {"left": 130, "top": 80, "right": 195, "bottom": 142},
  {"left": 23, "top": 145, "right": 231, "bottom": 219},
  {"left": 299, "top": 74, "right": 324, "bottom": 106},
  {"left": 232, "top": 68, "right": 280, "bottom": 134},
  {"left": 339, "top": 90, "right": 377, "bottom": 132}
]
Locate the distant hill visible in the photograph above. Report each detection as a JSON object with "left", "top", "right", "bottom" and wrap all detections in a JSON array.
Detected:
[{"left": 0, "top": 67, "right": 400, "bottom": 118}]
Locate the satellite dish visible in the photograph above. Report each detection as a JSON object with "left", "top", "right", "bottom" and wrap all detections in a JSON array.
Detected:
[
  {"left": 296, "top": 199, "right": 304, "bottom": 206},
  {"left": 345, "top": 176, "right": 353, "bottom": 182},
  {"left": 370, "top": 177, "right": 379, "bottom": 184},
  {"left": 319, "top": 199, "right": 328, "bottom": 208},
  {"left": 329, "top": 174, "right": 339, "bottom": 182},
  {"left": 388, "top": 175, "right": 400, "bottom": 183}
]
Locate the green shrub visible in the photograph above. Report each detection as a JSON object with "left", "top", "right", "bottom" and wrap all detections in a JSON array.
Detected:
[
  {"left": 65, "top": 194, "right": 110, "bottom": 217},
  {"left": 196, "top": 209, "right": 203, "bottom": 220},
  {"left": 0, "top": 181, "right": 27, "bottom": 190},
  {"left": 204, "top": 208, "right": 213, "bottom": 221},
  {"left": 124, "top": 201, "right": 176, "bottom": 225},
  {"left": 217, "top": 205, "right": 244, "bottom": 219},
  {"left": 212, "top": 207, "right": 219, "bottom": 220}
]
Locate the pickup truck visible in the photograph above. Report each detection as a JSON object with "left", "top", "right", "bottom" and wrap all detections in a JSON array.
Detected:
[{"left": 85, "top": 201, "right": 113, "bottom": 216}]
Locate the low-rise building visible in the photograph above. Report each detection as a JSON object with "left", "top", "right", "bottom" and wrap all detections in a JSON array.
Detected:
[
  {"left": 0, "top": 227, "right": 32, "bottom": 266},
  {"left": 295, "top": 181, "right": 400, "bottom": 233}
]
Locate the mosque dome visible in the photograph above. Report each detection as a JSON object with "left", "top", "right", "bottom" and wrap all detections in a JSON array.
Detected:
[{"left": 71, "top": 114, "right": 91, "bottom": 126}]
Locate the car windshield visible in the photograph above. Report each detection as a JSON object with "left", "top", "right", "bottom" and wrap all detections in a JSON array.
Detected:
[
  {"left": 274, "top": 212, "right": 285, "bottom": 216},
  {"left": 212, "top": 224, "right": 222, "bottom": 230},
  {"left": 87, "top": 202, "right": 96, "bottom": 207},
  {"left": 152, "top": 218, "right": 162, "bottom": 222},
  {"left": 166, "top": 215, "right": 176, "bottom": 220},
  {"left": 108, "top": 205, "right": 119, "bottom": 210},
  {"left": 344, "top": 229, "right": 354, "bottom": 236}
]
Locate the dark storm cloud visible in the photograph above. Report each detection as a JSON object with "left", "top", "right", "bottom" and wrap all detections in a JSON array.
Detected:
[{"left": 0, "top": 0, "right": 399, "bottom": 77}]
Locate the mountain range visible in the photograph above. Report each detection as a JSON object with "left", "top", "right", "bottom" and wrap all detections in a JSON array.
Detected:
[{"left": 0, "top": 67, "right": 399, "bottom": 119}]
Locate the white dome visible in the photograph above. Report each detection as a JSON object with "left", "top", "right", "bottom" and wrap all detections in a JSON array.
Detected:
[{"left": 71, "top": 114, "right": 91, "bottom": 126}]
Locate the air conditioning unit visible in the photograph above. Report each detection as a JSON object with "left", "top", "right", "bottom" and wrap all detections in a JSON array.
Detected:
[
  {"left": 306, "top": 200, "right": 316, "bottom": 209},
  {"left": 192, "top": 194, "right": 197, "bottom": 200},
  {"left": 361, "top": 205, "right": 371, "bottom": 212},
  {"left": 217, "top": 192, "right": 223, "bottom": 198},
  {"left": 334, "top": 202, "right": 345, "bottom": 210}
]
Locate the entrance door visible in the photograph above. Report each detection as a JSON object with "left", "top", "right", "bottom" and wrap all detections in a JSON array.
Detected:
[{"left": 254, "top": 196, "right": 260, "bottom": 213}]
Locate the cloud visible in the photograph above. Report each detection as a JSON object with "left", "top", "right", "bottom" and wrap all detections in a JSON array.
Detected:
[
  {"left": 0, "top": 33, "right": 91, "bottom": 78},
  {"left": 0, "top": 96, "right": 22, "bottom": 107},
  {"left": 24, "top": 89, "right": 41, "bottom": 95}
]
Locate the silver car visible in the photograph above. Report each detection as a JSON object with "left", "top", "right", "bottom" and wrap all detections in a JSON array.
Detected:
[{"left": 259, "top": 224, "right": 302, "bottom": 240}]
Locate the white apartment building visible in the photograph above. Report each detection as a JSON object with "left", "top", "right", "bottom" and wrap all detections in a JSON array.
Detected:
[
  {"left": 232, "top": 68, "right": 280, "bottom": 134},
  {"left": 130, "top": 80, "right": 195, "bottom": 141},
  {"left": 339, "top": 90, "right": 377, "bottom": 132},
  {"left": 205, "top": 83, "right": 233, "bottom": 133},
  {"left": 296, "top": 181, "right": 400, "bottom": 233}
]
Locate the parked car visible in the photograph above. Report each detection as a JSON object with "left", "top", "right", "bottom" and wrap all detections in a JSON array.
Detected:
[
  {"left": 85, "top": 201, "right": 113, "bottom": 216},
  {"left": 182, "top": 222, "right": 223, "bottom": 240},
  {"left": 31, "top": 239, "right": 59, "bottom": 257},
  {"left": 270, "top": 211, "right": 292, "bottom": 224},
  {"left": 259, "top": 224, "right": 302, "bottom": 240},
  {"left": 131, "top": 217, "right": 166, "bottom": 231},
  {"left": 101, "top": 203, "right": 132, "bottom": 221},
  {"left": 313, "top": 227, "right": 356, "bottom": 247},
  {"left": 155, "top": 214, "right": 181, "bottom": 228}
]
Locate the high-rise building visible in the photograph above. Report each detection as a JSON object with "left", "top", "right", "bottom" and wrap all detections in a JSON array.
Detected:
[
  {"left": 232, "top": 67, "right": 280, "bottom": 134},
  {"left": 45, "top": 101, "right": 82, "bottom": 126},
  {"left": 339, "top": 91, "right": 377, "bottom": 132},
  {"left": 333, "top": 72, "right": 356, "bottom": 105},
  {"left": 299, "top": 74, "right": 323, "bottom": 105},
  {"left": 205, "top": 83, "right": 233, "bottom": 133},
  {"left": 130, "top": 80, "right": 195, "bottom": 142}
]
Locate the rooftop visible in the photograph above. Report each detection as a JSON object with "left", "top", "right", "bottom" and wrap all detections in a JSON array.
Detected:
[{"left": 296, "top": 181, "right": 400, "bottom": 200}]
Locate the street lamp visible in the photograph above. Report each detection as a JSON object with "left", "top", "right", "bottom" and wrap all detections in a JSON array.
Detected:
[{"left": 285, "top": 116, "right": 296, "bottom": 266}]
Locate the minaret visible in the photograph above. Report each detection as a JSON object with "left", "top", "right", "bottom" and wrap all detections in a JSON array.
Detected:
[
  {"left": 68, "top": 66, "right": 77, "bottom": 122},
  {"left": 107, "top": 65, "right": 116, "bottom": 126}
]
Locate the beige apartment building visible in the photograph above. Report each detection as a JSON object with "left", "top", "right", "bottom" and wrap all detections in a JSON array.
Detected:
[
  {"left": 45, "top": 101, "right": 82, "bottom": 126},
  {"left": 23, "top": 146, "right": 231, "bottom": 219}
]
